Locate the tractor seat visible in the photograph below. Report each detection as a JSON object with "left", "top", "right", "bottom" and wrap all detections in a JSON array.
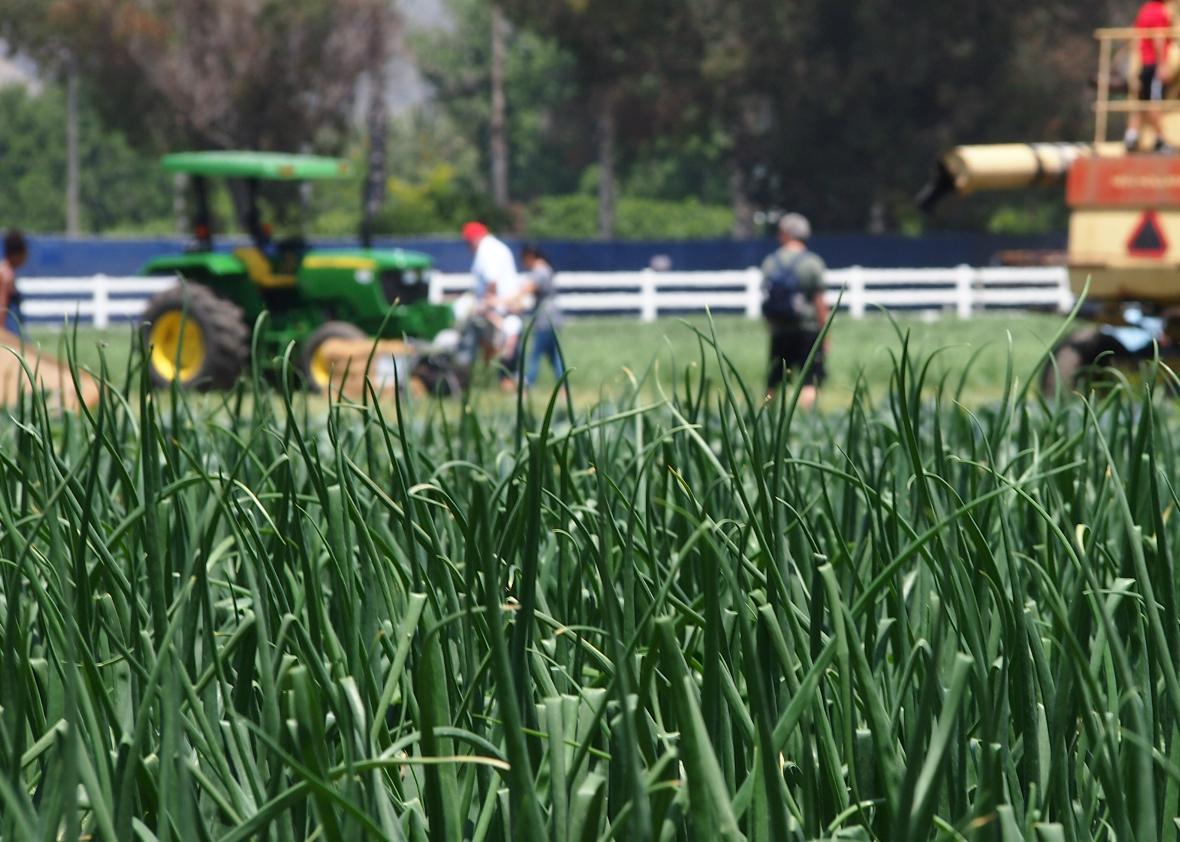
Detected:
[
  {"left": 234, "top": 247, "right": 297, "bottom": 289},
  {"left": 273, "top": 236, "right": 308, "bottom": 276}
]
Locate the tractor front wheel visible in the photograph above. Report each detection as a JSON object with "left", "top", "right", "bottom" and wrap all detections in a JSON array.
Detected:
[
  {"left": 1040, "top": 329, "right": 1128, "bottom": 397},
  {"left": 301, "top": 321, "right": 368, "bottom": 393},
  {"left": 142, "top": 285, "right": 249, "bottom": 390}
]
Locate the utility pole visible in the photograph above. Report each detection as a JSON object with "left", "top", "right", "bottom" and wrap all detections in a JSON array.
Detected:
[
  {"left": 730, "top": 163, "right": 755, "bottom": 239},
  {"left": 65, "top": 56, "right": 80, "bottom": 237},
  {"left": 360, "top": 6, "right": 391, "bottom": 249},
  {"left": 596, "top": 90, "right": 616, "bottom": 240},
  {"left": 489, "top": 5, "right": 509, "bottom": 210}
]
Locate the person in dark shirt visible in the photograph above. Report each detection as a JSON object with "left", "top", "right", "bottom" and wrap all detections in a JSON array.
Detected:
[
  {"left": 518, "top": 245, "right": 565, "bottom": 391},
  {"left": 761, "top": 214, "right": 829, "bottom": 408},
  {"left": 0, "top": 231, "right": 28, "bottom": 336}
]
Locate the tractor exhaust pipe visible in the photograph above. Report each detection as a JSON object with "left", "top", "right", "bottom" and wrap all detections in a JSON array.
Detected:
[{"left": 915, "top": 160, "right": 958, "bottom": 213}]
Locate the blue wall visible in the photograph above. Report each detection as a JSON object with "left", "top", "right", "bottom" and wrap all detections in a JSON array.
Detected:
[{"left": 21, "top": 233, "right": 1068, "bottom": 277}]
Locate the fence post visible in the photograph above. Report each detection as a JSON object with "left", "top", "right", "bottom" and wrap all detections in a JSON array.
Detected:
[
  {"left": 1058, "top": 268, "right": 1073, "bottom": 313},
  {"left": 639, "top": 269, "right": 658, "bottom": 322},
  {"left": 847, "top": 265, "right": 866, "bottom": 319},
  {"left": 955, "top": 264, "right": 973, "bottom": 319},
  {"left": 745, "top": 267, "right": 762, "bottom": 319},
  {"left": 93, "top": 274, "right": 110, "bottom": 329}
]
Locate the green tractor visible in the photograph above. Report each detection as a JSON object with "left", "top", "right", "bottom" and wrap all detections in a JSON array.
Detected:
[{"left": 139, "top": 151, "right": 454, "bottom": 392}]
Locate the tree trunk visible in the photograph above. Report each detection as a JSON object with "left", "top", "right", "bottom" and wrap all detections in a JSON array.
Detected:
[
  {"left": 729, "top": 97, "right": 768, "bottom": 239},
  {"left": 361, "top": 91, "right": 387, "bottom": 247},
  {"left": 595, "top": 90, "right": 617, "bottom": 240},
  {"left": 489, "top": 5, "right": 510, "bottom": 210},
  {"left": 360, "top": 9, "right": 391, "bottom": 248},
  {"left": 729, "top": 162, "right": 755, "bottom": 239},
  {"left": 868, "top": 198, "right": 886, "bottom": 234},
  {"left": 173, "top": 173, "right": 186, "bottom": 237},
  {"left": 65, "top": 60, "right": 80, "bottom": 237}
]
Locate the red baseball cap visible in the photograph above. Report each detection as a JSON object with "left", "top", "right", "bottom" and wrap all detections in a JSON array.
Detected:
[{"left": 461, "top": 221, "right": 489, "bottom": 243}]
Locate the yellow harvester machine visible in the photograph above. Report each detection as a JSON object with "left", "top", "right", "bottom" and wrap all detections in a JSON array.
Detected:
[{"left": 920, "top": 20, "right": 1180, "bottom": 391}]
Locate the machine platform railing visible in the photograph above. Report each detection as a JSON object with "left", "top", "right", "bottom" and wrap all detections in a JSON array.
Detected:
[
  {"left": 1093, "top": 26, "right": 1180, "bottom": 144},
  {"left": 14, "top": 266, "right": 1072, "bottom": 328}
]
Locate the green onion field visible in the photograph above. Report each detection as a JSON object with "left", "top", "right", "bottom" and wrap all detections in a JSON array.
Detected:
[{"left": 3, "top": 313, "right": 1180, "bottom": 840}]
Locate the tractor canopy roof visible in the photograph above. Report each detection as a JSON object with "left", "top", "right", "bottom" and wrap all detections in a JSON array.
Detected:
[{"left": 162, "top": 151, "right": 351, "bottom": 181}]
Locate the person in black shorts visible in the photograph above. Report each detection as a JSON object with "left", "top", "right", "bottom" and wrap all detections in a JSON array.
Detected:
[
  {"left": 760, "top": 213, "right": 830, "bottom": 408},
  {"left": 1142, "top": 62, "right": 1165, "bottom": 105}
]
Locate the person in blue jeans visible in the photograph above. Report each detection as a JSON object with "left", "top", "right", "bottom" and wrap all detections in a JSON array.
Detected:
[
  {"left": 0, "top": 230, "right": 28, "bottom": 336},
  {"left": 518, "top": 245, "right": 565, "bottom": 391}
]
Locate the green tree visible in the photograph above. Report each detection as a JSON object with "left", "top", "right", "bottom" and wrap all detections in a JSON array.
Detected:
[
  {"left": 524, "top": 194, "right": 732, "bottom": 240},
  {"left": 413, "top": 0, "right": 581, "bottom": 210},
  {"left": 5, "top": 0, "right": 396, "bottom": 152},
  {"left": 1, "top": 0, "right": 1125, "bottom": 238},
  {"left": 0, "top": 84, "right": 171, "bottom": 233},
  {"left": 4, "top": 0, "right": 411, "bottom": 234},
  {"left": 304, "top": 110, "right": 511, "bottom": 237},
  {"left": 714, "top": 0, "right": 1099, "bottom": 231},
  {"left": 497, "top": 0, "right": 704, "bottom": 238}
]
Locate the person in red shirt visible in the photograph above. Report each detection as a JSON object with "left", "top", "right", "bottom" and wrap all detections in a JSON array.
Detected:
[{"left": 1127, "top": 0, "right": 1174, "bottom": 152}]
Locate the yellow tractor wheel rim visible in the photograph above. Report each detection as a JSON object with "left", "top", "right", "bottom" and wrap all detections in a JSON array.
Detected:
[
  {"left": 150, "top": 311, "right": 205, "bottom": 382},
  {"left": 309, "top": 344, "right": 333, "bottom": 390}
]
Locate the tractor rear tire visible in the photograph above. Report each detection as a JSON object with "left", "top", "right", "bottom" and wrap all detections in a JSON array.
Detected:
[
  {"left": 141, "top": 285, "right": 249, "bottom": 390},
  {"left": 301, "top": 321, "right": 368, "bottom": 393}
]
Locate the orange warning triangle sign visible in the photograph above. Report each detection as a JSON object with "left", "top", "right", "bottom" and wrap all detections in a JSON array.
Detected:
[{"left": 1128, "top": 210, "right": 1168, "bottom": 258}]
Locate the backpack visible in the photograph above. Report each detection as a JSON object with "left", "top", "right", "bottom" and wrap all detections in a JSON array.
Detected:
[{"left": 761, "top": 251, "right": 807, "bottom": 321}]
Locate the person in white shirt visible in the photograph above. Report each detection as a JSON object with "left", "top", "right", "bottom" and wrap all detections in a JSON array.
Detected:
[{"left": 462, "top": 221, "right": 523, "bottom": 388}]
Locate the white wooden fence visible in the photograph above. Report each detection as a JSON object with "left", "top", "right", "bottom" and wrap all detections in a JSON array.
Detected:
[{"left": 16, "top": 265, "right": 1071, "bottom": 328}]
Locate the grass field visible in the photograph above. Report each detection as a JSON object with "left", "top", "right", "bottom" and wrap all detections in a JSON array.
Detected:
[
  {"left": 28, "top": 311, "right": 1071, "bottom": 408},
  {"left": 5, "top": 311, "right": 1180, "bottom": 840}
]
